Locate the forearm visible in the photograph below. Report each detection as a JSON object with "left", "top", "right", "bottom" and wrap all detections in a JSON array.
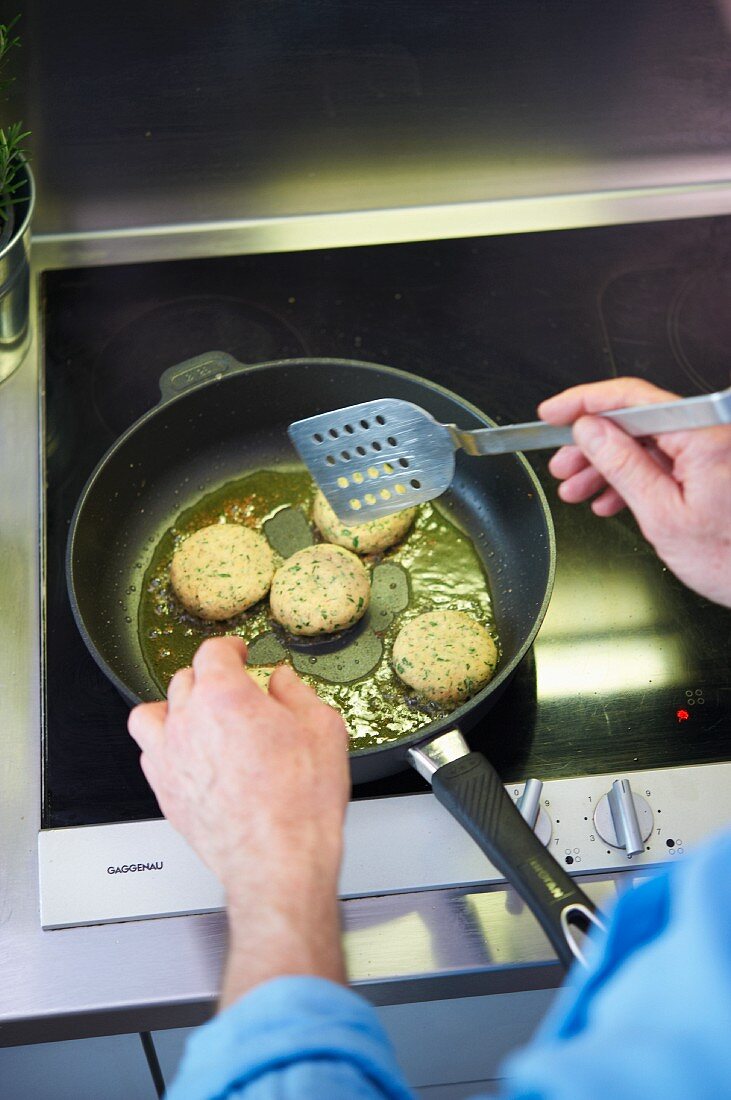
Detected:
[{"left": 221, "top": 860, "right": 346, "bottom": 1008}]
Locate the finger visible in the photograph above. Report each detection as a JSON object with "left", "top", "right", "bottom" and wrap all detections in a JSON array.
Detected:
[
  {"left": 538, "top": 377, "right": 678, "bottom": 426},
  {"left": 139, "top": 750, "right": 160, "bottom": 789},
  {"left": 138, "top": 753, "right": 165, "bottom": 808},
  {"left": 548, "top": 445, "right": 591, "bottom": 481},
  {"left": 270, "top": 666, "right": 346, "bottom": 738},
  {"left": 590, "top": 487, "right": 627, "bottom": 517},
  {"left": 268, "top": 664, "right": 319, "bottom": 709},
  {"left": 128, "top": 701, "right": 167, "bottom": 752},
  {"left": 557, "top": 464, "right": 609, "bottom": 504},
  {"left": 192, "top": 638, "right": 269, "bottom": 713},
  {"left": 192, "top": 636, "right": 248, "bottom": 683},
  {"left": 572, "top": 415, "right": 681, "bottom": 520},
  {"left": 644, "top": 440, "right": 675, "bottom": 474},
  {"left": 167, "top": 667, "right": 194, "bottom": 711}
]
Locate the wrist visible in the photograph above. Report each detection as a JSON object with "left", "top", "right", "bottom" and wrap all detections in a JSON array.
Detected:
[
  {"left": 220, "top": 863, "right": 345, "bottom": 1008},
  {"left": 223, "top": 843, "right": 342, "bottom": 916},
  {"left": 221, "top": 892, "right": 345, "bottom": 1007}
]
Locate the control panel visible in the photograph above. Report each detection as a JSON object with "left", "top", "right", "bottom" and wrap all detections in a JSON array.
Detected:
[
  {"left": 39, "top": 760, "right": 728, "bottom": 928},
  {"left": 509, "top": 774, "right": 660, "bottom": 863},
  {"left": 502, "top": 768, "right": 694, "bottom": 875},
  {"left": 340, "top": 759, "right": 724, "bottom": 898}
]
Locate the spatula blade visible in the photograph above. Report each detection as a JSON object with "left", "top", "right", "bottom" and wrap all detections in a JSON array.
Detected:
[{"left": 288, "top": 398, "right": 456, "bottom": 523}]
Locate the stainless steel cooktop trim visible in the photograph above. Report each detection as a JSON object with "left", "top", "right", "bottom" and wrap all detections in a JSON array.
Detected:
[{"left": 34, "top": 180, "right": 731, "bottom": 271}]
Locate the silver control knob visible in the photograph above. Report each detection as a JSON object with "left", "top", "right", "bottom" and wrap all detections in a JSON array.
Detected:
[
  {"left": 593, "top": 779, "right": 653, "bottom": 856},
  {"left": 516, "top": 778, "right": 552, "bottom": 847}
]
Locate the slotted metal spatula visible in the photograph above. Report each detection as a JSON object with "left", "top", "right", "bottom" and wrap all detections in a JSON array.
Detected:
[{"left": 289, "top": 386, "right": 731, "bottom": 523}]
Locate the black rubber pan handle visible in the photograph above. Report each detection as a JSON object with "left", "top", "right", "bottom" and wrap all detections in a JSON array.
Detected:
[
  {"left": 157, "top": 351, "right": 249, "bottom": 404},
  {"left": 431, "top": 752, "right": 604, "bottom": 969}
]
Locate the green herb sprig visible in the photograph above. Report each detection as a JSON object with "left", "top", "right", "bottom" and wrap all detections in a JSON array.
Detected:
[{"left": 0, "top": 16, "right": 30, "bottom": 225}]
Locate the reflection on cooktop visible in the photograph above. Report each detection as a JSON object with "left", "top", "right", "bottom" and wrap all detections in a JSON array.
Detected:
[
  {"left": 42, "top": 216, "right": 731, "bottom": 828},
  {"left": 599, "top": 262, "right": 731, "bottom": 395},
  {"left": 671, "top": 269, "right": 731, "bottom": 393},
  {"left": 92, "top": 296, "right": 311, "bottom": 433}
]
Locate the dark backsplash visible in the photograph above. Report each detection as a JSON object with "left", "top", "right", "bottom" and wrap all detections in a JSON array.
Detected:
[{"left": 19, "top": 1, "right": 731, "bottom": 233}]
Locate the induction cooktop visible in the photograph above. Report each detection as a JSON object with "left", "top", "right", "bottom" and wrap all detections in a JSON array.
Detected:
[{"left": 41, "top": 217, "right": 731, "bottom": 831}]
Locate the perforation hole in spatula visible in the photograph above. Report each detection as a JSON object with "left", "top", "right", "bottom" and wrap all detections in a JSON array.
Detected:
[{"left": 289, "top": 398, "right": 456, "bottom": 523}]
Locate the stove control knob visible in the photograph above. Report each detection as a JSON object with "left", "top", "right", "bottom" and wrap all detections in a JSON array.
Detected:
[
  {"left": 516, "top": 778, "right": 552, "bottom": 847},
  {"left": 593, "top": 779, "right": 653, "bottom": 856}
]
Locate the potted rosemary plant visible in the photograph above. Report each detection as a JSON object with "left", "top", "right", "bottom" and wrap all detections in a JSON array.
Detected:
[{"left": 0, "top": 15, "right": 33, "bottom": 385}]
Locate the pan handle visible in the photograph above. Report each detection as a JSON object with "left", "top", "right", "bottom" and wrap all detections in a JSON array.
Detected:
[
  {"left": 157, "top": 351, "right": 250, "bottom": 404},
  {"left": 410, "top": 731, "right": 605, "bottom": 970}
]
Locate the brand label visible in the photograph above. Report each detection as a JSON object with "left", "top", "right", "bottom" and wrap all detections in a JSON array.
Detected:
[
  {"left": 527, "top": 857, "right": 570, "bottom": 901},
  {"left": 107, "top": 861, "right": 164, "bottom": 875}
]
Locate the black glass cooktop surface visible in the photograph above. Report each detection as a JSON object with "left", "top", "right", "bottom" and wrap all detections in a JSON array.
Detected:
[{"left": 42, "top": 218, "right": 731, "bottom": 828}]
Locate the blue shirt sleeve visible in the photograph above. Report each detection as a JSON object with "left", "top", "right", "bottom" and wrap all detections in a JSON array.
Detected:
[
  {"left": 167, "top": 829, "right": 731, "bottom": 1100},
  {"left": 501, "top": 827, "right": 731, "bottom": 1100},
  {"left": 165, "top": 976, "right": 414, "bottom": 1100}
]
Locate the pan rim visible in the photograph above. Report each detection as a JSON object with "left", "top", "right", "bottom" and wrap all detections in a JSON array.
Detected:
[{"left": 66, "top": 354, "right": 556, "bottom": 747}]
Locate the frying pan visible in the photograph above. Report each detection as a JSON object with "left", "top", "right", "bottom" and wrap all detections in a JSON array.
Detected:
[{"left": 68, "top": 351, "right": 604, "bottom": 967}]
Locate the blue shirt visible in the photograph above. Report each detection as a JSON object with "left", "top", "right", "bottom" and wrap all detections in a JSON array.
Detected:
[{"left": 167, "top": 829, "right": 731, "bottom": 1100}]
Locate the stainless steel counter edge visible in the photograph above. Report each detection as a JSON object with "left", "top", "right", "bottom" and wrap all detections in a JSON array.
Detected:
[{"left": 33, "top": 175, "right": 731, "bottom": 271}]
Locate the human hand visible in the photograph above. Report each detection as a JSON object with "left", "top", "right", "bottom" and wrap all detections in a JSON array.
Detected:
[
  {"left": 128, "top": 637, "right": 351, "bottom": 1004},
  {"left": 538, "top": 377, "right": 731, "bottom": 607}
]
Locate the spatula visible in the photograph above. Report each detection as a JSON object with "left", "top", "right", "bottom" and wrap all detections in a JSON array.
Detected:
[{"left": 289, "top": 386, "right": 731, "bottom": 523}]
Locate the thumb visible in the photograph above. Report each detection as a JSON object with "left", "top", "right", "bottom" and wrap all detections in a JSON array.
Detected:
[{"left": 573, "top": 415, "right": 678, "bottom": 520}]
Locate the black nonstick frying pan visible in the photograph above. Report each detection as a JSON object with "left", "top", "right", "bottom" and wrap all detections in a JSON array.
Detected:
[{"left": 68, "top": 352, "right": 604, "bottom": 967}]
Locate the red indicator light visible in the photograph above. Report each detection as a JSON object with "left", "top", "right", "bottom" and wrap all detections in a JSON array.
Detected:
[{"left": 676, "top": 709, "right": 690, "bottom": 722}]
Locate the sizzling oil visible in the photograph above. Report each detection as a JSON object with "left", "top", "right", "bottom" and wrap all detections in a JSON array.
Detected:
[{"left": 138, "top": 468, "right": 497, "bottom": 747}]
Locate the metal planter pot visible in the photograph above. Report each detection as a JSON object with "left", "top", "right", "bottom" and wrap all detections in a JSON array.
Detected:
[{"left": 0, "top": 161, "right": 34, "bottom": 386}]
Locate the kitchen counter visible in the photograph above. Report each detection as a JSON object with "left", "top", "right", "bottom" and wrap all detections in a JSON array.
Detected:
[
  {"left": 5, "top": 0, "right": 731, "bottom": 1050},
  {"left": 0, "top": 233, "right": 622, "bottom": 1047},
  {"left": 1, "top": 198, "right": 727, "bottom": 1044}
]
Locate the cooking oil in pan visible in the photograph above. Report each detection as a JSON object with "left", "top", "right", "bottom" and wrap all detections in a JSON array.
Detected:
[{"left": 138, "top": 468, "right": 497, "bottom": 747}]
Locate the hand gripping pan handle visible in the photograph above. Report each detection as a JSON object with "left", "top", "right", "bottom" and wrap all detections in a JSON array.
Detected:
[{"left": 410, "top": 731, "right": 605, "bottom": 970}]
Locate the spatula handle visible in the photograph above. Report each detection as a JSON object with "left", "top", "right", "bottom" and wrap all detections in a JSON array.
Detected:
[{"left": 458, "top": 386, "right": 731, "bottom": 456}]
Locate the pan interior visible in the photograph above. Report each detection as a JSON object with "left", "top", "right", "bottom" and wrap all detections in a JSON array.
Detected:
[
  {"left": 135, "top": 464, "right": 497, "bottom": 747},
  {"left": 69, "top": 360, "right": 553, "bottom": 750}
]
